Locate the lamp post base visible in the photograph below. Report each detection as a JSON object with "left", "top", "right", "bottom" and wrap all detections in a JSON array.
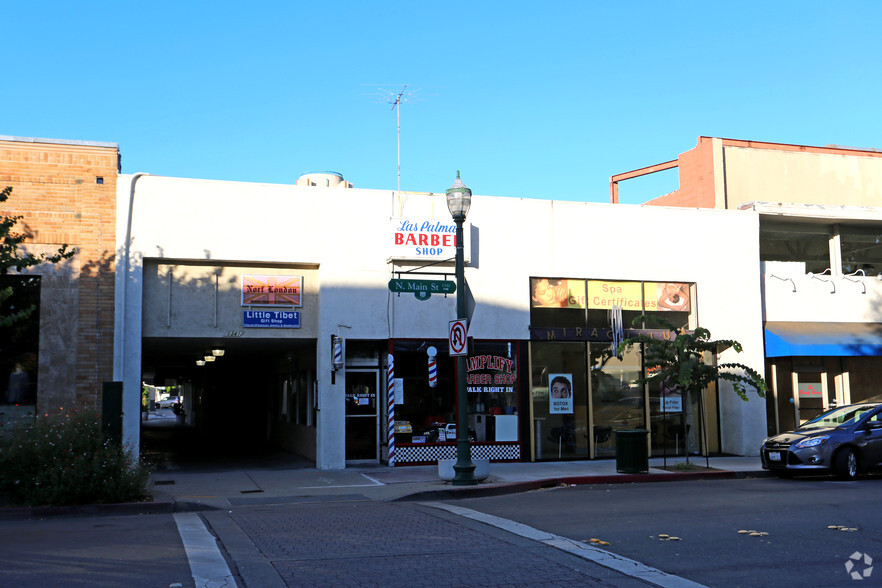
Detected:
[{"left": 452, "top": 461, "right": 478, "bottom": 486}]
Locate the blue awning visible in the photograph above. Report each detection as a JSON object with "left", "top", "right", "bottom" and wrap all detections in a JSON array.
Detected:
[{"left": 765, "top": 322, "right": 882, "bottom": 357}]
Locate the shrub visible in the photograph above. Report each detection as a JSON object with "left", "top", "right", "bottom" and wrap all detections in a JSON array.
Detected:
[{"left": 0, "top": 409, "right": 151, "bottom": 507}]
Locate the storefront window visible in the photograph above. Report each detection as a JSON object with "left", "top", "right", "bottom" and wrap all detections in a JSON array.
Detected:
[
  {"left": 760, "top": 222, "right": 832, "bottom": 274},
  {"left": 529, "top": 276, "right": 710, "bottom": 461},
  {"left": 590, "top": 344, "right": 644, "bottom": 458},
  {"left": 0, "top": 275, "right": 40, "bottom": 409},
  {"left": 840, "top": 226, "right": 882, "bottom": 275},
  {"left": 390, "top": 340, "right": 519, "bottom": 446},
  {"left": 530, "top": 342, "right": 588, "bottom": 460},
  {"left": 529, "top": 278, "right": 586, "bottom": 328}
]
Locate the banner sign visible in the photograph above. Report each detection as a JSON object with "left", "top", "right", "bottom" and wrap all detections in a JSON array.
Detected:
[
  {"left": 646, "top": 282, "right": 691, "bottom": 312},
  {"left": 242, "top": 275, "right": 302, "bottom": 307},
  {"left": 531, "top": 279, "right": 691, "bottom": 312},
  {"left": 390, "top": 218, "right": 470, "bottom": 261},
  {"left": 530, "top": 278, "right": 586, "bottom": 308},
  {"left": 587, "top": 281, "right": 643, "bottom": 310},
  {"left": 243, "top": 310, "right": 301, "bottom": 328}
]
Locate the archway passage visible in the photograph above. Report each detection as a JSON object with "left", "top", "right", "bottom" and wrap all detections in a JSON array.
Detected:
[{"left": 140, "top": 337, "right": 316, "bottom": 468}]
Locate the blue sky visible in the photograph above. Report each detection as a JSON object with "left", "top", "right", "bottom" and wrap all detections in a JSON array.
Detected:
[{"left": 4, "top": 1, "right": 881, "bottom": 204}]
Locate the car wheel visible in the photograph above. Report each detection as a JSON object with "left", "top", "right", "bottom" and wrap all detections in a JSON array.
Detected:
[{"left": 834, "top": 448, "right": 859, "bottom": 480}]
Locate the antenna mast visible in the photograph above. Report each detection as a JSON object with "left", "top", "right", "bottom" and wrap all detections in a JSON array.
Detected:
[
  {"left": 365, "top": 84, "right": 423, "bottom": 194},
  {"left": 391, "top": 85, "right": 406, "bottom": 194}
]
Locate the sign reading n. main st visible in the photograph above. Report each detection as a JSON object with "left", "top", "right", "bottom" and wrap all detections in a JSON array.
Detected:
[{"left": 388, "top": 279, "right": 455, "bottom": 301}]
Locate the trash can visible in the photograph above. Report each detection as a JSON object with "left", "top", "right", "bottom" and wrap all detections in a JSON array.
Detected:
[{"left": 615, "top": 429, "right": 649, "bottom": 474}]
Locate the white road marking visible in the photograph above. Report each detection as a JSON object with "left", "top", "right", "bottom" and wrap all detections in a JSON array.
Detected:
[
  {"left": 424, "top": 502, "right": 706, "bottom": 588},
  {"left": 174, "top": 512, "right": 238, "bottom": 588}
]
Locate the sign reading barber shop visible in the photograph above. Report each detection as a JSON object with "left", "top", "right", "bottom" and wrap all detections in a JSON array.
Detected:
[{"left": 390, "top": 218, "right": 470, "bottom": 261}]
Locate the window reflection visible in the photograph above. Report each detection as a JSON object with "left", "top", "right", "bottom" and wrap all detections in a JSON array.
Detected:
[{"left": 590, "top": 344, "right": 644, "bottom": 458}]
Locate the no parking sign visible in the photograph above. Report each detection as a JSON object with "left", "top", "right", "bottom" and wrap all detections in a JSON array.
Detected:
[{"left": 449, "top": 319, "right": 468, "bottom": 356}]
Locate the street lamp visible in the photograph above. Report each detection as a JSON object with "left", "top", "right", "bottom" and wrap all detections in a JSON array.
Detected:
[{"left": 446, "top": 171, "right": 477, "bottom": 486}]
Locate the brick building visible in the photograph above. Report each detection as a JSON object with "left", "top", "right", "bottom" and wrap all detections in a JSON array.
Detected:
[{"left": 0, "top": 136, "right": 119, "bottom": 419}]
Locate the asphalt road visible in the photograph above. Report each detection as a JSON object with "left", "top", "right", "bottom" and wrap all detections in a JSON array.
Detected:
[{"left": 448, "top": 475, "right": 882, "bottom": 587}]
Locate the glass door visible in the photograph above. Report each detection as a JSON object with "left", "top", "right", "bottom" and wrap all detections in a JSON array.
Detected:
[
  {"left": 345, "top": 370, "right": 379, "bottom": 461},
  {"left": 796, "top": 372, "right": 826, "bottom": 425},
  {"left": 590, "top": 344, "right": 644, "bottom": 458}
]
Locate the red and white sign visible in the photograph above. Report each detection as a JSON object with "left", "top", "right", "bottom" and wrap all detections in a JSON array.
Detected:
[
  {"left": 390, "top": 218, "right": 470, "bottom": 261},
  {"left": 449, "top": 319, "right": 468, "bottom": 356}
]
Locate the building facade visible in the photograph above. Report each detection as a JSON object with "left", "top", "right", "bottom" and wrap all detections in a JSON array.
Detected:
[
  {"left": 2, "top": 134, "right": 777, "bottom": 470},
  {"left": 611, "top": 137, "right": 882, "bottom": 436},
  {"left": 116, "top": 172, "right": 767, "bottom": 469},
  {"left": 0, "top": 136, "right": 119, "bottom": 428}
]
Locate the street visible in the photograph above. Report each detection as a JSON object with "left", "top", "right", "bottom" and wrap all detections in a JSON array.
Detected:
[
  {"left": 451, "top": 476, "right": 882, "bottom": 586},
  {"left": 3, "top": 474, "right": 882, "bottom": 587}
]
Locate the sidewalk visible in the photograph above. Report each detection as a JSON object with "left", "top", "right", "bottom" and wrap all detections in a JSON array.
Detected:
[
  {"left": 148, "top": 455, "right": 767, "bottom": 511},
  {"left": 0, "top": 454, "right": 767, "bottom": 518}
]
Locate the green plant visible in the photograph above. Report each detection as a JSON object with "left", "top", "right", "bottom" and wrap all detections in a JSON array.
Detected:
[
  {"left": 618, "top": 315, "right": 768, "bottom": 463},
  {"left": 0, "top": 409, "right": 151, "bottom": 507}
]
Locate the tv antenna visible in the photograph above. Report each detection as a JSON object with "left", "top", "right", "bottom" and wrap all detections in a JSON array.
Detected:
[{"left": 365, "top": 84, "right": 423, "bottom": 193}]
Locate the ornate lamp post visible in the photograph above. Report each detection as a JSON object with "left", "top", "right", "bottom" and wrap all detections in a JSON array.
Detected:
[{"left": 446, "top": 171, "right": 477, "bottom": 486}]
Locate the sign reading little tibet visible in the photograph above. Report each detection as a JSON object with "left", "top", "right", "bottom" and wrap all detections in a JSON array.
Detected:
[
  {"left": 243, "top": 310, "right": 300, "bottom": 328},
  {"left": 388, "top": 278, "right": 455, "bottom": 301}
]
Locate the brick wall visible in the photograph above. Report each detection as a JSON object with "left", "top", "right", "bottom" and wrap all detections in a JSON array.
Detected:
[
  {"left": 0, "top": 138, "right": 119, "bottom": 412},
  {"left": 644, "top": 138, "right": 717, "bottom": 208}
]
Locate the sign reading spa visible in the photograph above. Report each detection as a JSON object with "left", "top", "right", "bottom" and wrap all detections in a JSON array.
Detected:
[{"left": 390, "top": 218, "right": 470, "bottom": 261}]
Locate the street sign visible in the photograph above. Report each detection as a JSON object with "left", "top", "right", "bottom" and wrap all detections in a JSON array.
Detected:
[
  {"left": 449, "top": 319, "right": 468, "bottom": 356},
  {"left": 388, "top": 278, "right": 455, "bottom": 301}
]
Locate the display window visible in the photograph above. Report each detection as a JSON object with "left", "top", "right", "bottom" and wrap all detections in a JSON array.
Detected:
[
  {"left": 389, "top": 340, "right": 520, "bottom": 446},
  {"left": 0, "top": 275, "right": 40, "bottom": 408},
  {"left": 529, "top": 277, "right": 712, "bottom": 460}
]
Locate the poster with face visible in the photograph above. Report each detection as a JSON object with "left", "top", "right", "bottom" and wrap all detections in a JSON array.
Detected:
[{"left": 549, "top": 373, "right": 573, "bottom": 414}]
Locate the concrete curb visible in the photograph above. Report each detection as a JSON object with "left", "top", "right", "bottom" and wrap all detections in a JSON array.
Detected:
[
  {"left": 392, "top": 468, "right": 757, "bottom": 502},
  {"left": 0, "top": 499, "right": 177, "bottom": 520},
  {"left": 0, "top": 469, "right": 771, "bottom": 517}
]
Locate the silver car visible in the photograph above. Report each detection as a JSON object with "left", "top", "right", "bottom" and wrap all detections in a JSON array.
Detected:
[{"left": 761, "top": 402, "right": 882, "bottom": 480}]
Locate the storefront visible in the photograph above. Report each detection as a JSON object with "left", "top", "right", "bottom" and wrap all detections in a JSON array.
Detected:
[
  {"left": 382, "top": 339, "right": 524, "bottom": 465},
  {"left": 117, "top": 173, "right": 767, "bottom": 468},
  {"left": 528, "top": 278, "right": 719, "bottom": 460}
]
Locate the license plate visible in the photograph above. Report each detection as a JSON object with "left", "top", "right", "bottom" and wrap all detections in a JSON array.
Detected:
[{"left": 768, "top": 451, "right": 782, "bottom": 462}]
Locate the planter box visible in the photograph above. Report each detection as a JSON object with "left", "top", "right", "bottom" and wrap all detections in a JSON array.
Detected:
[{"left": 438, "top": 458, "right": 490, "bottom": 481}]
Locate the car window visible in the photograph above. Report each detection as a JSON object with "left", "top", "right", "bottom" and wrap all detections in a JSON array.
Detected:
[{"left": 800, "top": 405, "right": 880, "bottom": 429}]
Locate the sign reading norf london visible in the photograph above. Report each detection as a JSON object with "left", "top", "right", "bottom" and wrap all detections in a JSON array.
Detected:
[{"left": 241, "top": 275, "right": 303, "bottom": 307}]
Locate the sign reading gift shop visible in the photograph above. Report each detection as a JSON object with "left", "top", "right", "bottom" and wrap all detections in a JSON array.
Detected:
[
  {"left": 243, "top": 310, "right": 301, "bottom": 328},
  {"left": 390, "top": 218, "right": 470, "bottom": 261}
]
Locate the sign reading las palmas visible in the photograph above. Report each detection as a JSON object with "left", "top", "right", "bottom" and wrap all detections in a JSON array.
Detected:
[{"left": 389, "top": 278, "right": 455, "bottom": 301}]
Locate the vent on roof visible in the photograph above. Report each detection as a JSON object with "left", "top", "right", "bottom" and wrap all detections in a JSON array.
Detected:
[{"left": 296, "top": 171, "right": 352, "bottom": 188}]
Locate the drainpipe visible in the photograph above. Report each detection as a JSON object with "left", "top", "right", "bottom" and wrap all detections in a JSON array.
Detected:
[{"left": 114, "top": 172, "right": 149, "bottom": 380}]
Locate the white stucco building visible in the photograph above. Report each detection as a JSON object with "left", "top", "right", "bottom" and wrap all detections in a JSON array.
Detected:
[{"left": 114, "top": 171, "right": 767, "bottom": 469}]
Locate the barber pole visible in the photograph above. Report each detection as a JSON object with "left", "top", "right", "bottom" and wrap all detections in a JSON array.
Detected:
[
  {"left": 387, "top": 354, "right": 395, "bottom": 466},
  {"left": 427, "top": 346, "right": 438, "bottom": 387}
]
